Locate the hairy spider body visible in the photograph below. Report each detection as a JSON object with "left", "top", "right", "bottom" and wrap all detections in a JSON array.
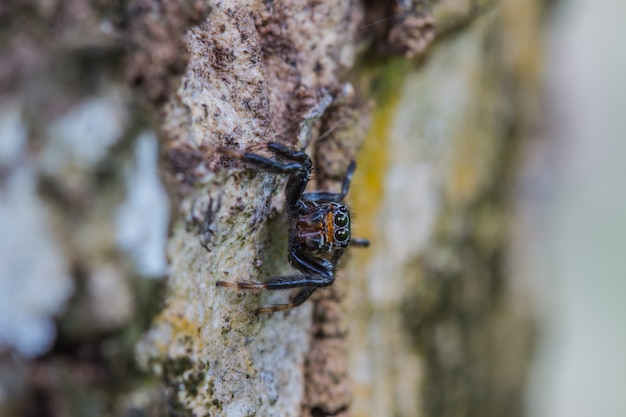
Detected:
[
  {"left": 295, "top": 201, "right": 350, "bottom": 255},
  {"left": 216, "top": 142, "right": 369, "bottom": 313}
]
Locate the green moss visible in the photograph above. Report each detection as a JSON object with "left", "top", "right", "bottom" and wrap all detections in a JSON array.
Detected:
[
  {"left": 159, "top": 356, "right": 211, "bottom": 415},
  {"left": 355, "top": 52, "right": 413, "bottom": 105},
  {"left": 162, "top": 356, "right": 194, "bottom": 380},
  {"left": 184, "top": 369, "right": 205, "bottom": 397}
]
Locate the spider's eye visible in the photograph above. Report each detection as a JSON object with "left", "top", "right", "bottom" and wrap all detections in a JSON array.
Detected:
[
  {"left": 334, "top": 211, "right": 349, "bottom": 228},
  {"left": 334, "top": 228, "right": 350, "bottom": 243}
]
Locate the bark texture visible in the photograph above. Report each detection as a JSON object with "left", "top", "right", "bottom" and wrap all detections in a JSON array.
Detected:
[{"left": 0, "top": 0, "right": 541, "bottom": 416}]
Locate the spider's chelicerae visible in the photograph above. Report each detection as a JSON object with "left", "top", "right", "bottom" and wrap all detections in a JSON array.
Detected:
[{"left": 216, "top": 142, "right": 369, "bottom": 313}]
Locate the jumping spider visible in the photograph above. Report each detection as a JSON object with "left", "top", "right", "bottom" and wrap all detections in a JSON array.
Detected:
[{"left": 216, "top": 142, "right": 369, "bottom": 313}]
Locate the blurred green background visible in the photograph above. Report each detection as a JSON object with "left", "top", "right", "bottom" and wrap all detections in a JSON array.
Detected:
[{"left": 526, "top": 1, "right": 626, "bottom": 416}]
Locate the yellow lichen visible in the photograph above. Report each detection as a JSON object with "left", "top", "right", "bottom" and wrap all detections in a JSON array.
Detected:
[{"left": 351, "top": 58, "right": 410, "bottom": 243}]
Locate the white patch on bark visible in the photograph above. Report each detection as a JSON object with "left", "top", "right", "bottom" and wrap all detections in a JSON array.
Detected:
[
  {"left": 42, "top": 92, "right": 128, "bottom": 173},
  {"left": 0, "top": 101, "right": 27, "bottom": 168},
  {"left": 115, "top": 132, "right": 170, "bottom": 278},
  {"left": 0, "top": 167, "right": 73, "bottom": 356}
]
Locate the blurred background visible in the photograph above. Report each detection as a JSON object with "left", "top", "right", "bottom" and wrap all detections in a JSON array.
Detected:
[{"left": 524, "top": 1, "right": 626, "bottom": 416}]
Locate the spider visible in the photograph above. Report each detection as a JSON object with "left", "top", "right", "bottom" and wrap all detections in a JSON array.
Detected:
[{"left": 216, "top": 142, "right": 369, "bottom": 313}]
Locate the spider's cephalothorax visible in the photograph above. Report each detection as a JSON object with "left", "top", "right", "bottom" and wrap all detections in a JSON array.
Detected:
[
  {"left": 216, "top": 142, "right": 369, "bottom": 313},
  {"left": 296, "top": 201, "right": 351, "bottom": 254}
]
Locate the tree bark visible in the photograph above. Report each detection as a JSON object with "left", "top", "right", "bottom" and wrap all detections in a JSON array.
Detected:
[{"left": 0, "top": 1, "right": 541, "bottom": 416}]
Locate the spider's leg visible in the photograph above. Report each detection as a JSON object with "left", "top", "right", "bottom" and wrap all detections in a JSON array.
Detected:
[
  {"left": 216, "top": 251, "right": 334, "bottom": 290},
  {"left": 338, "top": 160, "right": 356, "bottom": 199},
  {"left": 301, "top": 160, "right": 356, "bottom": 203},
  {"left": 289, "top": 250, "right": 334, "bottom": 279},
  {"left": 302, "top": 191, "right": 343, "bottom": 203},
  {"left": 237, "top": 152, "right": 307, "bottom": 175},
  {"left": 266, "top": 143, "right": 310, "bottom": 163},
  {"left": 264, "top": 143, "right": 314, "bottom": 207},
  {"left": 217, "top": 273, "right": 333, "bottom": 290},
  {"left": 351, "top": 238, "right": 370, "bottom": 248},
  {"left": 256, "top": 288, "right": 317, "bottom": 314},
  {"left": 245, "top": 250, "right": 334, "bottom": 289},
  {"left": 224, "top": 143, "right": 312, "bottom": 170},
  {"left": 222, "top": 144, "right": 312, "bottom": 209},
  {"left": 330, "top": 249, "right": 345, "bottom": 268}
]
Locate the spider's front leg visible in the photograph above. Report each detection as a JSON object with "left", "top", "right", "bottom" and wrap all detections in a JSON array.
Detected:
[
  {"left": 216, "top": 249, "right": 335, "bottom": 313},
  {"left": 221, "top": 142, "right": 312, "bottom": 209},
  {"left": 221, "top": 142, "right": 311, "bottom": 175},
  {"left": 302, "top": 160, "right": 356, "bottom": 203}
]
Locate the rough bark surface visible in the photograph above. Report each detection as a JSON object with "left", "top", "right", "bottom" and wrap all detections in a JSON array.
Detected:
[
  {"left": 0, "top": 0, "right": 540, "bottom": 416},
  {"left": 139, "top": 2, "right": 373, "bottom": 415}
]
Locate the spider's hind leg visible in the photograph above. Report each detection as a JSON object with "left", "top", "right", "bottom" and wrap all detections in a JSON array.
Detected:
[
  {"left": 256, "top": 287, "right": 317, "bottom": 314},
  {"left": 216, "top": 272, "right": 334, "bottom": 290}
]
